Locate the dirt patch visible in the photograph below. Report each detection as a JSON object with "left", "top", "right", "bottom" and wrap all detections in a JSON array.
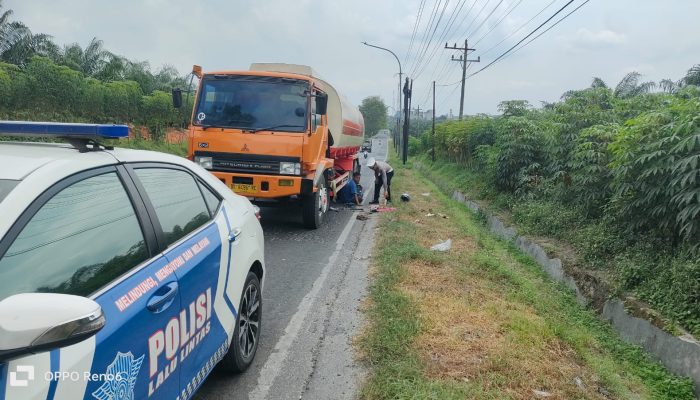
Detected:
[
  {"left": 419, "top": 163, "right": 688, "bottom": 338},
  {"left": 399, "top": 259, "right": 612, "bottom": 400}
]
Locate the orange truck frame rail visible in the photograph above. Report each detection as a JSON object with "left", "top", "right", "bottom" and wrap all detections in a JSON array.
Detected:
[{"left": 175, "top": 63, "right": 365, "bottom": 228}]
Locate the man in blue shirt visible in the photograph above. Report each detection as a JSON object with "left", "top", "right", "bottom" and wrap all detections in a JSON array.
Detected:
[{"left": 337, "top": 172, "right": 362, "bottom": 205}]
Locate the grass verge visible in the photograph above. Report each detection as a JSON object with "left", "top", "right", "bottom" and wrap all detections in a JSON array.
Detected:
[
  {"left": 413, "top": 156, "right": 699, "bottom": 337},
  {"left": 358, "top": 154, "right": 695, "bottom": 399},
  {"left": 107, "top": 138, "right": 187, "bottom": 156}
]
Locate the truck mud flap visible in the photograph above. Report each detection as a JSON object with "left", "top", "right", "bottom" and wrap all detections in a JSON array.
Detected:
[{"left": 301, "top": 178, "right": 314, "bottom": 194}]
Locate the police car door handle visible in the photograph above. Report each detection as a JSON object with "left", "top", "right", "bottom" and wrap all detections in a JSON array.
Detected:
[
  {"left": 228, "top": 227, "right": 242, "bottom": 243},
  {"left": 147, "top": 282, "right": 179, "bottom": 312}
]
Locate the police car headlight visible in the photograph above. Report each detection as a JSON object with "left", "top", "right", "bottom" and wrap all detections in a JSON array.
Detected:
[
  {"left": 195, "top": 156, "right": 213, "bottom": 170},
  {"left": 280, "top": 162, "right": 300, "bottom": 175}
]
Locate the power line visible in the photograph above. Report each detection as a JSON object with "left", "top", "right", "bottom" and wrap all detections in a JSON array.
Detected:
[
  {"left": 467, "top": 0, "right": 577, "bottom": 79},
  {"left": 445, "top": 0, "right": 481, "bottom": 46},
  {"left": 478, "top": 0, "right": 558, "bottom": 58},
  {"left": 417, "top": 53, "right": 461, "bottom": 109},
  {"left": 437, "top": 63, "right": 473, "bottom": 111},
  {"left": 472, "top": 0, "right": 524, "bottom": 46},
  {"left": 407, "top": 0, "right": 445, "bottom": 75},
  {"left": 434, "top": 54, "right": 462, "bottom": 83},
  {"left": 404, "top": 0, "right": 427, "bottom": 65},
  {"left": 466, "top": 0, "right": 505, "bottom": 39},
  {"left": 410, "top": 0, "right": 453, "bottom": 77},
  {"left": 460, "top": 0, "right": 492, "bottom": 39},
  {"left": 413, "top": 0, "right": 471, "bottom": 79},
  {"left": 506, "top": 0, "right": 591, "bottom": 59},
  {"left": 419, "top": 0, "right": 480, "bottom": 84},
  {"left": 438, "top": 79, "right": 463, "bottom": 86}
]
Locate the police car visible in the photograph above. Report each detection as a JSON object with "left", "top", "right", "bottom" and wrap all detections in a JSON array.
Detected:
[{"left": 0, "top": 122, "right": 265, "bottom": 399}]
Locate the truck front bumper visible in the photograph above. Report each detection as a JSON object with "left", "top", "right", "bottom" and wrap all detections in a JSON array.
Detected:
[{"left": 212, "top": 171, "right": 313, "bottom": 198}]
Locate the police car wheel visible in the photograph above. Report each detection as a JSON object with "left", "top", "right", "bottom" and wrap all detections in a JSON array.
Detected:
[{"left": 222, "top": 271, "right": 262, "bottom": 373}]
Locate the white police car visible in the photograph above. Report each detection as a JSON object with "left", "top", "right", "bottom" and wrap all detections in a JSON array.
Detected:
[{"left": 0, "top": 122, "right": 264, "bottom": 399}]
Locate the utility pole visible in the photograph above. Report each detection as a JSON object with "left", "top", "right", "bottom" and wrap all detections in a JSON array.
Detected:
[
  {"left": 432, "top": 80, "right": 436, "bottom": 162},
  {"left": 402, "top": 77, "right": 412, "bottom": 164},
  {"left": 445, "top": 39, "right": 480, "bottom": 120},
  {"left": 416, "top": 105, "right": 421, "bottom": 120}
]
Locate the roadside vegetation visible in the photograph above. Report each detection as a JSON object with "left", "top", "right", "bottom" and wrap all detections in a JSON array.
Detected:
[
  {"left": 106, "top": 137, "right": 187, "bottom": 156},
  {"left": 0, "top": 1, "right": 192, "bottom": 138},
  {"left": 359, "top": 160, "right": 695, "bottom": 399},
  {"left": 408, "top": 66, "right": 700, "bottom": 337}
]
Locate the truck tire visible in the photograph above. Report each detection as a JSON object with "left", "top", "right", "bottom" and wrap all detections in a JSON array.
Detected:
[{"left": 302, "top": 177, "right": 329, "bottom": 229}]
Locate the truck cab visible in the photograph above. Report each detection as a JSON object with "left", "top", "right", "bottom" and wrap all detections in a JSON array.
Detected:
[{"left": 177, "top": 64, "right": 364, "bottom": 228}]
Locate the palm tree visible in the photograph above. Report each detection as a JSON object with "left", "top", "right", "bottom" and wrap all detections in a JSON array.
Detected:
[
  {"left": 681, "top": 64, "right": 700, "bottom": 87},
  {"left": 0, "top": 21, "right": 56, "bottom": 66},
  {"left": 0, "top": 0, "right": 13, "bottom": 53},
  {"left": 81, "top": 37, "right": 109, "bottom": 76},
  {"left": 613, "top": 71, "right": 656, "bottom": 99},
  {"left": 659, "top": 78, "right": 679, "bottom": 94},
  {"left": 590, "top": 77, "right": 608, "bottom": 89},
  {"left": 0, "top": 1, "right": 58, "bottom": 66},
  {"left": 94, "top": 53, "right": 127, "bottom": 81},
  {"left": 58, "top": 37, "right": 113, "bottom": 77}
]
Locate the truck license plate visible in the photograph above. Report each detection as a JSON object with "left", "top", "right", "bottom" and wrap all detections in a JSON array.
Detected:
[{"left": 232, "top": 183, "right": 257, "bottom": 194}]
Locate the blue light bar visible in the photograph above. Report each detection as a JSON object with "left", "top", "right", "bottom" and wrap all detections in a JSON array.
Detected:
[{"left": 0, "top": 121, "right": 128, "bottom": 139}]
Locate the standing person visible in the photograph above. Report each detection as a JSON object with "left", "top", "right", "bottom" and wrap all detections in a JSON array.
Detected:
[
  {"left": 336, "top": 172, "right": 362, "bottom": 205},
  {"left": 367, "top": 158, "right": 394, "bottom": 204}
]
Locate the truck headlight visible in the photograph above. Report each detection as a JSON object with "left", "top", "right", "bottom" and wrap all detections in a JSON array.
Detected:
[
  {"left": 194, "top": 156, "right": 213, "bottom": 170},
  {"left": 280, "top": 162, "right": 301, "bottom": 175}
]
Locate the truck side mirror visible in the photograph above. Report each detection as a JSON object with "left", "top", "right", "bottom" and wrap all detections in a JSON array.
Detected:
[
  {"left": 315, "top": 93, "right": 328, "bottom": 115},
  {"left": 172, "top": 88, "right": 183, "bottom": 108}
]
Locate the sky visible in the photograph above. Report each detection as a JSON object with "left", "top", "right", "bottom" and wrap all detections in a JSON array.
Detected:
[{"left": 5, "top": 0, "right": 700, "bottom": 116}]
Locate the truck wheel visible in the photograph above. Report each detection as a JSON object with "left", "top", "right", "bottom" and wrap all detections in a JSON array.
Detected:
[
  {"left": 221, "top": 271, "right": 261, "bottom": 373},
  {"left": 302, "top": 178, "right": 328, "bottom": 229},
  {"left": 353, "top": 159, "right": 360, "bottom": 175}
]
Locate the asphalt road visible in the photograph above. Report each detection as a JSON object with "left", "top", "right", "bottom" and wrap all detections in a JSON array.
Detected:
[{"left": 196, "top": 135, "right": 388, "bottom": 399}]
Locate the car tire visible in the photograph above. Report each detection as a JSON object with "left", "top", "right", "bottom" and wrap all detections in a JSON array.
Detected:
[
  {"left": 221, "top": 271, "right": 262, "bottom": 373},
  {"left": 302, "top": 177, "right": 328, "bottom": 229}
]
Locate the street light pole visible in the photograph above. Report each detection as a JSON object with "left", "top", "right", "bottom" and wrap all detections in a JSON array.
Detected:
[{"left": 362, "top": 41, "right": 402, "bottom": 154}]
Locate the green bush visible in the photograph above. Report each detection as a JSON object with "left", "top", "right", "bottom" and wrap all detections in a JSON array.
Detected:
[
  {"left": 411, "top": 67, "right": 700, "bottom": 335},
  {"left": 609, "top": 95, "right": 700, "bottom": 247},
  {"left": 615, "top": 249, "right": 700, "bottom": 334},
  {"left": 495, "top": 116, "right": 545, "bottom": 193},
  {"left": 511, "top": 200, "right": 585, "bottom": 238}
]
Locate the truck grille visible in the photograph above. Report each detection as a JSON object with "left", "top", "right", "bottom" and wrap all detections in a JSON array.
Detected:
[{"left": 194, "top": 151, "right": 300, "bottom": 175}]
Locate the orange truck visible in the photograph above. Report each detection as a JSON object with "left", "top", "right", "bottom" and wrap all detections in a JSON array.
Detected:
[{"left": 174, "top": 63, "right": 365, "bottom": 228}]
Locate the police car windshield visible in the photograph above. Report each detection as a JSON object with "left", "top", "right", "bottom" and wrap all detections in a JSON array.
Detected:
[
  {"left": 0, "top": 179, "right": 19, "bottom": 203},
  {"left": 194, "top": 76, "right": 309, "bottom": 132}
]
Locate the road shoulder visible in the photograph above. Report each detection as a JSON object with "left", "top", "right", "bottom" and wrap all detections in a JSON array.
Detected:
[{"left": 249, "top": 212, "right": 377, "bottom": 400}]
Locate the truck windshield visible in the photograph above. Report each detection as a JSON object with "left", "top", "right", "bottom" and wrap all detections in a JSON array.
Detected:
[{"left": 194, "top": 75, "right": 309, "bottom": 132}]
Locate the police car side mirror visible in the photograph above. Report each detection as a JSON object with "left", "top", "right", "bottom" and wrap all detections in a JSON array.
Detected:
[
  {"left": 172, "top": 88, "right": 183, "bottom": 108},
  {"left": 0, "top": 293, "right": 105, "bottom": 363}
]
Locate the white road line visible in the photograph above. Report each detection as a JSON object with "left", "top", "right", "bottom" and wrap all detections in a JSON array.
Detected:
[{"left": 250, "top": 213, "right": 357, "bottom": 400}]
